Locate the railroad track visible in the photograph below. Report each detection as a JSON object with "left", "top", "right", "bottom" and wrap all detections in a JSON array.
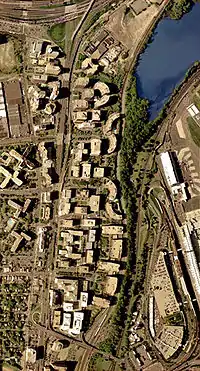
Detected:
[
  {"left": 116, "top": 56, "right": 200, "bottom": 371},
  {"left": 0, "top": 0, "right": 112, "bottom": 24},
  {"left": 75, "top": 308, "right": 113, "bottom": 371}
]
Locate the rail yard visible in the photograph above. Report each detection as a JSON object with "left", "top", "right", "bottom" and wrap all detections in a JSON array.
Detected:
[{"left": 0, "top": 0, "right": 113, "bottom": 24}]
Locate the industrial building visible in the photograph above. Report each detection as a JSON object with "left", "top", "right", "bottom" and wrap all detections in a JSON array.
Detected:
[
  {"left": 4, "top": 80, "right": 30, "bottom": 137},
  {"left": 0, "top": 82, "right": 6, "bottom": 118},
  {"left": 160, "top": 152, "right": 180, "bottom": 187},
  {"left": 180, "top": 223, "right": 200, "bottom": 309},
  {"left": 0, "top": 82, "right": 9, "bottom": 137},
  {"left": 160, "top": 151, "right": 187, "bottom": 201},
  {"left": 187, "top": 103, "right": 200, "bottom": 121}
]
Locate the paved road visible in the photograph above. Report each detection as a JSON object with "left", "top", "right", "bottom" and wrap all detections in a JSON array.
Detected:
[
  {"left": 58, "top": 0, "right": 100, "bottom": 193},
  {"left": 0, "top": 183, "right": 59, "bottom": 196},
  {"left": 170, "top": 358, "right": 200, "bottom": 371},
  {"left": 0, "top": 271, "right": 45, "bottom": 277},
  {"left": 75, "top": 308, "right": 112, "bottom": 371},
  {"left": 0, "top": 135, "right": 55, "bottom": 147},
  {"left": 32, "top": 322, "right": 118, "bottom": 362}
]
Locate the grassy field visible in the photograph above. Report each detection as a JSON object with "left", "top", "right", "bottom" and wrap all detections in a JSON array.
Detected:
[
  {"left": 88, "top": 354, "right": 112, "bottom": 371},
  {"left": 193, "top": 94, "right": 200, "bottom": 110},
  {"left": 48, "top": 18, "right": 80, "bottom": 53},
  {"left": 187, "top": 116, "right": 200, "bottom": 147},
  {"left": 48, "top": 23, "right": 66, "bottom": 50},
  {"left": 2, "top": 363, "right": 20, "bottom": 371}
]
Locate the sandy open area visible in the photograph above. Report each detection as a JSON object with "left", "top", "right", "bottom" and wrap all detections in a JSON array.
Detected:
[
  {"left": 3, "top": 365, "right": 17, "bottom": 371},
  {"left": 0, "top": 40, "right": 16, "bottom": 73},
  {"left": 106, "top": 4, "right": 158, "bottom": 50}
]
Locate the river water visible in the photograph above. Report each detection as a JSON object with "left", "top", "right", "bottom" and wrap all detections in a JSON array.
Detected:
[{"left": 135, "top": 3, "right": 200, "bottom": 119}]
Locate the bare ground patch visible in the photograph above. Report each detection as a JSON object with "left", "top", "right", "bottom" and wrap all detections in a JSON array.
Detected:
[
  {"left": 105, "top": 4, "right": 158, "bottom": 50},
  {"left": 0, "top": 40, "right": 16, "bottom": 73},
  {"left": 2, "top": 364, "right": 19, "bottom": 371}
]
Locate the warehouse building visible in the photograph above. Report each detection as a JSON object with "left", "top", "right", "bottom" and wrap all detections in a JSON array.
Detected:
[
  {"left": 160, "top": 151, "right": 187, "bottom": 201},
  {"left": 180, "top": 223, "right": 200, "bottom": 309},
  {"left": 0, "top": 82, "right": 9, "bottom": 137},
  {"left": 160, "top": 152, "right": 179, "bottom": 187},
  {"left": 187, "top": 103, "right": 200, "bottom": 122},
  {"left": 0, "top": 82, "right": 6, "bottom": 118}
]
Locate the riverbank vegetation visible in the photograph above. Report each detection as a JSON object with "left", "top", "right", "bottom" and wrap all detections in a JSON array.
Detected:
[
  {"left": 114, "top": 61, "right": 200, "bottom": 355},
  {"left": 118, "top": 78, "right": 160, "bottom": 355},
  {"left": 166, "top": 0, "right": 193, "bottom": 20},
  {"left": 89, "top": 58, "right": 200, "bottom": 368},
  {"left": 93, "top": 79, "right": 155, "bottom": 360}
]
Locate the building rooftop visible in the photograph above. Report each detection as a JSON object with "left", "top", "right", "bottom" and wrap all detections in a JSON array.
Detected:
[
  {"left": 74, "top": 77, "right": 89, "bottom": 89},
  {"left": 81, "top": 219, "right": 96, "bottom": 227},
  {"left": 93, "top": 167, "right": 104, "bottom": 178},
  {"left": 45, "top": 62, "right": 61, "bottom": 76},
  {"left": 155, "top": 325, "right": 183, "bottom": 359},
  {"left": 82, "top": 88, "right": 94, "bottom": 100},
  {"left": 70, "top": 311, "right": 84, "bottom": 335},
  {"left": 82, "top": 163, "right": 91, "bottom": 179},
  {"left": 91, "top": 138, "right": 101, "bottom": 156},
  {"left": 110, "top": 239, "right": 123, "bottom": 260},
  {"left": 53, "top": 309, "right": 62, "bottom": 328},
  {"left": 160, "top": 152, "right": 179, "bottom": 187},
  {"left": 73, "top": 111, "right": 87, "bottom": 123},
  {"left": 103, "top": 276, "right": 118, "bottom": 296},
  {"left": 25, "top": 348, "right": 36, "bottom": 364},
  {"left": 85, "top": 250, "right": 94, "bottom": 264},
  {"left": 102, "top": 225, "right": 123, "bottom": 235},
  {"left": 93, "top": 296, "right": 110, "bottom": 308},
  {"left": 73, "top": 99, "right": 88, "bottom": 111},
  {"left": 94, "top": 81, "right": 110, "bottom": 95},
  {"left": 60, "top": 312, "right": 71, "bottom": 332},
  {"left": 97, "top": 261, "right": 120, "bottom": 274},
  {"left": 89, "top": 195, "right": 100, "bottom": 212},
  {"left": 54, "top": 278, "right": 79, "bottom": 302},
  {"left": 130, "top": 0, "right": 148, "bottom": 15}
]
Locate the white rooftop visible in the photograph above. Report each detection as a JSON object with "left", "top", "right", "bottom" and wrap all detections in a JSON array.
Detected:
[{"left": 160, "top": 152, "right": 178, "bottom": 187}]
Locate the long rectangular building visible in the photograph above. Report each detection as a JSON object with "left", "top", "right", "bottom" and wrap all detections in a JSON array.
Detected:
[
  {"left": 181, "top": 224, "right": 200, "bottom": 308},
  {"left": 160, "top": 152, "right": 179, "bottom": 187}
]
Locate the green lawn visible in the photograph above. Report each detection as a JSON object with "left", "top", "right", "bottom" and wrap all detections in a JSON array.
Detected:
[
  {"left": 187, "top": 116, "right": 200, "bottom": 147},
  {"left": 48, "top": 18, "right": 81, "bottom": 53},
  {"left": 193, "top": 94, "right": 200, "bottom": 110},
  {"left": 48, "top": 23, "right": 66, "bottom": 50},
  {"left": 88, "top": 355, "right": 112, "bottom": 371}
]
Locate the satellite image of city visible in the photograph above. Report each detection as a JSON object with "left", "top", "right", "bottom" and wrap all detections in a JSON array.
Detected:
[{"left": 1, "top": 1, "right": 200, "bottom": 371}]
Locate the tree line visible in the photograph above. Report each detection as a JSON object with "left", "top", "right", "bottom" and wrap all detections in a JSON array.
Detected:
[{"left": 166, "top": 0, "right": 193, "bottom": 20}]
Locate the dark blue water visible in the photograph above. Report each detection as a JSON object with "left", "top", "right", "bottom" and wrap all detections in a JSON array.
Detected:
[{"left": 135, "top": 3, "right": 200, "bottom": 120}]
